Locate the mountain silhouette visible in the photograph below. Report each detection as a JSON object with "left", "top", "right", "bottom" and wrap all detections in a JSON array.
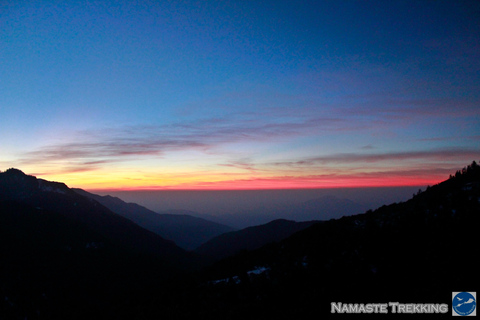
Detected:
[
  {"left": 284, "top": 195, "right": 369, "bottom": 220},
  {"left": 189, "top": 195, "right": 368, "bottom": 228},
  {"left": 173, "top": 161, "right": 480, "bottom": 318},
  {"left": 0, "top": 168, "right": 207, "bottom": 319},
  {"left": 0, "top": 169, "right": 190, "bottom": 263},
  {"left": 73, "top": 188, "right": 235, "bottom": 250},
  {"left": 194, "top": 219, "right": 318, "bottom": 261},
  {"left": 2, "top": 163, "right": 479, "bottom": 319}
]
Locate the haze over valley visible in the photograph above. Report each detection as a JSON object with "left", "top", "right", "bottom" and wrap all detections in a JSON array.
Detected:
[{"left": 97, "top": 186, "right": 424, "bottom": 228}]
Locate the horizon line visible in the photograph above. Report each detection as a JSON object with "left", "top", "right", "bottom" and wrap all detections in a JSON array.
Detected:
[
  {"left": 1, "top": 166, "right": 449, "bottom": 193},
  {"left": 86, "top": 183, "right": 432, "bottom": 193}
]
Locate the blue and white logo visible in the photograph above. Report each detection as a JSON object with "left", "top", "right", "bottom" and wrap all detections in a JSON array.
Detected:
[{"left": 453, "top": 292, "right": 476, "bottom": 316}]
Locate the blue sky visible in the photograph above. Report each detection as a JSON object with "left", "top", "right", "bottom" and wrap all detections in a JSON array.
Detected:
[{"left": 1, "top": 0, "right": 479, "bottom": 189}]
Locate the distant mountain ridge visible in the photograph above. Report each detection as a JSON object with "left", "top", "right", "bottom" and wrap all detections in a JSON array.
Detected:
[
  {"left": 284, "top": 195, "right": 370, "bottom": 221},
  {"left": 73, "top": 188, "right": 235, "bottom": 250},
  {"left": 194, "top": 219, "right": 319, "bottom": 261},
  {"left": 187, "top": 195, "right": 369, "bottom": 228}
]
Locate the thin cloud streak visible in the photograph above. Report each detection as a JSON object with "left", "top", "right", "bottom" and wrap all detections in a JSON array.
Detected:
[
  {"left": 16, "top": 114, "right": 351, "bottom": 173},
  {"left": 272, "top": 149, "right": 480, "bottom": 167}
]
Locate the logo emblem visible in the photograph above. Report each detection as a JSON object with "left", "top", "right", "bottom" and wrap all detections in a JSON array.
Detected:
[{"left": 452, "top": 292, "right": 476, "bottom": 316}]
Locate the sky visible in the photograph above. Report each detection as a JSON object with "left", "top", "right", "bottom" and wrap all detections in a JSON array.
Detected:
[{"left": 1, "top": 0, "right": 479, "bottom": 191}]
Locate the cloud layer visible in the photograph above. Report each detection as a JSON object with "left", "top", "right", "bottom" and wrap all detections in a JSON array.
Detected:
[{"left": 15, "top": 115, "right": 478, "bottom": 189}]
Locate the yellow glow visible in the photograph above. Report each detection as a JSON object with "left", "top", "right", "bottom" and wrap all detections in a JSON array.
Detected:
[{"left": 14, "top": 160, "right": 448, "bottom": 191}]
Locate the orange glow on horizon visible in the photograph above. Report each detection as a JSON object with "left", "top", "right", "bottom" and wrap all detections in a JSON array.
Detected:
[
  {"left": 25, "top": 165, "right": 451, "bottom": 192},
  {"left": 83, "top": 175, "right": 445, "bottom": 192}
]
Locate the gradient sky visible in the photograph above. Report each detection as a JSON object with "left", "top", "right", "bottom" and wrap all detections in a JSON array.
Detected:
[{"left": 1, "top": 0, "right": 479, "bottom": 190}]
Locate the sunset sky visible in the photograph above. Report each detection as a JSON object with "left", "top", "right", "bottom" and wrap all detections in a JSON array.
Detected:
[{"left": 1, "top": 0, "right": 479, "bottom": 190}]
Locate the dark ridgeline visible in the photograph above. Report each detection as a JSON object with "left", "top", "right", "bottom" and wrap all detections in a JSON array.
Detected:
[
  {"left": 72, "top": 188, "right": 235, "bottom": 250},
  {"left": 186, "top": 161, "right": 479, "bottom": 318},
  {"left": 1, "top": 162, "right": 479, "bottom": 319},
  {"left": 194, "top": 219, "right": 319, "bottom": 261},
  {"left": 0, "top": 168, "right": 191, "bottom": 262},
  {"left": 186, "top": 194, "right": 370, "bottom": 229},
  {"left": 0, "top": 168, "right": 198, "bottom": 319}
]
